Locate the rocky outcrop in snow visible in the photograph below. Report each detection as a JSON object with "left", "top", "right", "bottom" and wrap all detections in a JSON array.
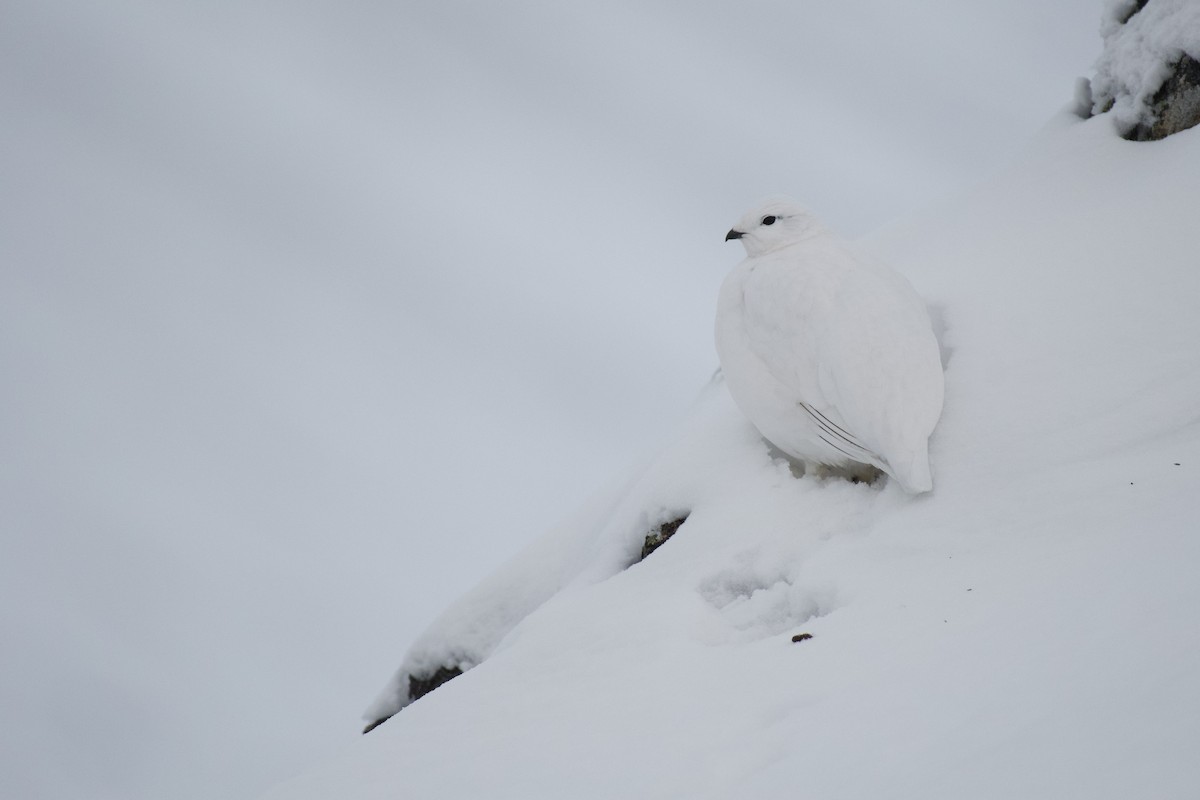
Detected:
[{"left": 1089, "top": 0, "right": 1200, "bottom": 140}]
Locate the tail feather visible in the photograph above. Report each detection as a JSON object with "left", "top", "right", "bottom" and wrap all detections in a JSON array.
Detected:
[{"left": 890, "top": 445, "right": 933, "bottom": 494}]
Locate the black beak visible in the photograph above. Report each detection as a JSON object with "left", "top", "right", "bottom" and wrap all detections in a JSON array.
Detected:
[{"left": 725, "top": 229, "right": 743, "bottom": 241}]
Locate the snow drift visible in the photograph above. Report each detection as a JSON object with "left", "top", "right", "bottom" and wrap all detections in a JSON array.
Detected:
[{"left": 262, "top": 101, "right": 1200, "bottom": 798}]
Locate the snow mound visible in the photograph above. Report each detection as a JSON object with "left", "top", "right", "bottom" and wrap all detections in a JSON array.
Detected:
[
  {"left": 274, "top": 112, "right": 1200, "bottom": 798},
  {"left": 361, "top": 375, "right": 891, "bottom": 728},
  {"left": 1090, "top": 0, "right": 1200, "bottom": 138},
  {"left": 360, "top": 484, "right": 629, "bottom": 726}
]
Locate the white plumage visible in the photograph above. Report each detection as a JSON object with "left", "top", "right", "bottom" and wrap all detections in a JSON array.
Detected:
[{"left": 716, "top": 197, "right": 944, "bottom": 493}]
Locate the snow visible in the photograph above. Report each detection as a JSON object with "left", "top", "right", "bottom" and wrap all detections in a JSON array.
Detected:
[
  {"left": 268, "top": 111, "right": 1200, "bottom": 798},
  {"left": 0, "top": 2, "right": 1151, "bottom": 798},
  {"left": 1091, "top": 0, "right": 1200, "bottom": 132},
  {"left": 361, "top": 484, "right": 631, "bottom": 724}
]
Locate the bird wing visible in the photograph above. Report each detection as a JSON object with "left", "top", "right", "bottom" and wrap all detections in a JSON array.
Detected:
[
  {"left": 736, "top": 243, "right": 886, "bottom": 464},
  {"left": 815, "top": 253, "right": 945, "bottom": 473},
  {"left": 798, "top": 400, "right": 879, "bottom": 464},
  {"left": 737, "top": 246, "right": 836, "bottom": 399},
  {"left": 737, "top": 238, "right": 942, "bottom": 477}
]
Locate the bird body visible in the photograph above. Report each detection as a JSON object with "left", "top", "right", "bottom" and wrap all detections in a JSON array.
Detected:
[{"left": 717, "top": 198, "right": 944, "bottom": 493}]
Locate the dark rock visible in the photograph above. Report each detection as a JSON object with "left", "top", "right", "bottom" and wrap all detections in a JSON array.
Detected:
[
  {"left": 409, "top": 665, "right": 464, "bottom": 703},
  {"left": 640, "top": 514, "right": 689, "bottom": 561},
  {"left": 362, "top": 665, "right": 465, "bottom": 733},
  {"left": 362, "top": 715, "right": 390, "bottom": 734},
  {"left": 1116, "top": 0, "right": 1150, "bottom": 25},
  {"left": 791, "top": 633, "right": 813, "bottom": 643},
  {"left": 1129, "top": 53, "right": 1200, "bottom": 141}
]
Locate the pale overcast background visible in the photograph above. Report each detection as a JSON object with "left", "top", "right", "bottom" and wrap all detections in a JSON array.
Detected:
[{"left": 2, "top": 2, "right": 1101, "bottom": 798}]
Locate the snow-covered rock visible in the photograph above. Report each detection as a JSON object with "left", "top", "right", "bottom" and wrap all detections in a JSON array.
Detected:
[
  {"left": 1090, "top": 0, "right": 1200, "bottom": 139},
  {"left": 264, "top": 105, "right": 1200, "bottom": 798}
]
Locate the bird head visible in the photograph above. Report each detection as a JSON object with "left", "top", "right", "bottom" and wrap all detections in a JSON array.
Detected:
[{"left": 725, "top": 196, "right": 825, "bottom": 257}]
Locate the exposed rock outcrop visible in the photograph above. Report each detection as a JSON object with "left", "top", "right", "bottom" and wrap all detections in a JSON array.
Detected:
[
  {"left": 639, "top": 514, "right": 689, "bottom": 561},
  {"left": 1089, "top": 0, "right": 1200, "bottom": 140},
  {"left": 362, "top": 665, "right": 466, "bottom": 733}
]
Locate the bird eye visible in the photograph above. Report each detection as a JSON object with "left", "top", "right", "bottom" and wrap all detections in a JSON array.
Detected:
[{"left": 761, "top": 215, "right": 777, "bottom": 226}]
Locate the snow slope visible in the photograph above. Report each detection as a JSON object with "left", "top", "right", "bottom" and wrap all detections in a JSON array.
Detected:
[
  {"left": 268, "top": 112, "right": 1200, "bottom": 798},
  {"left": 0, "top": 4, "right": 1109, "bottom": 798}
]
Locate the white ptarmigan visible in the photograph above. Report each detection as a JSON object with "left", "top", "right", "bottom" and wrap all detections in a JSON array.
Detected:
[{"left": 716, "top": 197, "right": 944, "bottom": 493}]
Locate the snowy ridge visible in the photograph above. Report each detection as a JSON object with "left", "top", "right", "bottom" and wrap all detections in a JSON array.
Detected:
[
  {"left": 360, "top": 482, "right": 627, "bottom": 724},
  {"left": 273, "top": 112, "right": 1200, "bottom": 798},
  {"left": 362, "top": 373, "right": 873, "bottom": 725}
]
